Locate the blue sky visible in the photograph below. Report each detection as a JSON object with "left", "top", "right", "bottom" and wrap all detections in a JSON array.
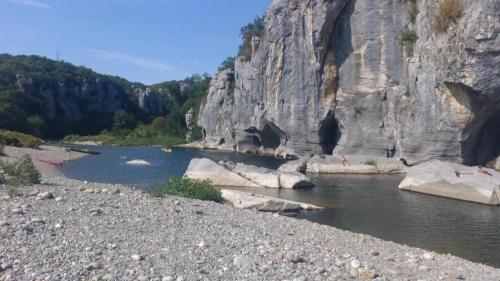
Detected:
[{"left": 0, "top": 0, "right": 271, "bottom": 84}]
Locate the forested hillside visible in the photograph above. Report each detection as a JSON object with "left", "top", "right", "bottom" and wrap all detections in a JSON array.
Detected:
[{"left": 0, "top": 54, "right": 209, "bottom": 141}]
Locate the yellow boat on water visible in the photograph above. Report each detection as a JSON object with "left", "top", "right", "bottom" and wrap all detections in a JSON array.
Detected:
[{"left": 162, "top": 147, "right": 173, "bottom": 153}]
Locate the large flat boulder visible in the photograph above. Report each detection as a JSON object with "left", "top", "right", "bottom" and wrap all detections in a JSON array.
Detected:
[
  {"left": 184, "top": 159, "right": 316, "bottom": 189},
  {"left": 184, "top": 158, "right": 261, "bottom": 187},
  {"left": 233, "top": 163, "right": 281, "bottom": 188},
  {"left": 221, "top": 189, "right": 322, "bottom": 212},
  {"left": 232, "top": 162, "right": 315, "bottom": 189},
  {"left": 399, "top": 160, "right": 500, "bottom": 205},
  {"left": 306, "top": 155, "right": 406, "bottom": 174}
]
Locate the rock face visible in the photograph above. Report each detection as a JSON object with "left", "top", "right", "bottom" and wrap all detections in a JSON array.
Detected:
[
  {"left": 399, "top": 160, "right": 500, "bottom": 205},
  {"left": 221, "top": 189, "right": 323, "bottom": 212},
  {"left": 198, "top": 0, "right": 500, "bottom": 165},
  {"left": 185, "top": 108, "right": 194, "bottom": 143},
  {"left": 136, "top": 88, "right": 165, "bottom": 115},
  {"left": 184, "top": 158, "right": 315, "bottom": 189}
]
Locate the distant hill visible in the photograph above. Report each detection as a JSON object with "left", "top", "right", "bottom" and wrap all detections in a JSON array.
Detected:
[{"left": 0, "top": 54, "right": 209, "bottom": 139}]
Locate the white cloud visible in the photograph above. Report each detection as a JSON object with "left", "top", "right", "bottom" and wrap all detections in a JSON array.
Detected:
[
  {"left": 85, "top": 48, "right": 186, "bottom": 76},
  {"left": 8, "top": 0, "right": 52, "bottom": 10}
]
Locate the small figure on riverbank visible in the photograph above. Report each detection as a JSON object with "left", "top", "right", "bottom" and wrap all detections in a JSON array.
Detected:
[{"left": 341, "top": 155, "right": 349, "bottom": 166}]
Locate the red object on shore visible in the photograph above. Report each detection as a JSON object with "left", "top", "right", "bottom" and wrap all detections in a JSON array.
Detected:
[{"left": 36, "top": 157, "right": 63, "bottom": 166}]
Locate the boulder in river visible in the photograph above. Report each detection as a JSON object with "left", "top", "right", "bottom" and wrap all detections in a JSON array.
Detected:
[
  {"left": 221, "top": 189, "right": 322, "bottom": 212},
  {"left": 399, "top": 160, "right": 500, "bottom": 205},
  {"left": 184, "top": 158, "right": 261, "bottom": 187},
  {"left": 126, "top": 160, "right": 151, "bottom": 166},
  {"left": 184, "top": 158, "right": 315, "bottom": 189},
  {"left": 306, "top": 155, "right": 406, "bottom": 174}
]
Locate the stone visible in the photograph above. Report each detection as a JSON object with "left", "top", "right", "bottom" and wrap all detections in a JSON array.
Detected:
[
  {"left": 307, "top": 155, "right": 405, "bottom": 174},
  {"left": 85, "top": 262, "right": 100, "bottom": 271},
  {"left": 11, "top": 208, "right": 24, "bottom": 215},
  {"left": 232, "top": 163, "right": 281, "bottom": 188},
  {"left": 285, "top": 252, "right": 305, "bottom": 263},
  {"left": 221, "top": 189, "right": 322, "bottom": 212},
  {"left": 37, "top": 192, "right": 54, "bottom": 200},
  {"left": 125, "top": 160, "right": 151, "bottom": 166},
  {"left": 31, "top": 218, "right": 45, "bottom": 224},
  {"left": 184, "top": 158, "right": 261, "bottom": 187},
  {"left": 55, "top": 196, "right": 63, "bottom": 202},
  {"left": 358, "top": 268, "right": 378, "bottom": 279},
  {"left": 131, "top": 254, "right": 144, "bottom": 261},
  {"left": 399, "top": 160, "right": 500, "bottom": 205},
  {"left": 350, "top": 260, "right": 361, "bottom": 269},
  {"left": 422, "top": 252, "right": 434, "bottom": 261}
]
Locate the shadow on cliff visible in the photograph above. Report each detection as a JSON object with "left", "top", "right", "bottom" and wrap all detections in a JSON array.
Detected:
[
  {"left": 331, "top": 0, "right": 355, "bottom": 68},
  {"left": 319, "top": 111, "right": 341, "bottom": 154},
  {"left": 464, "top": 110, "right": 500, "bottom": 165}
]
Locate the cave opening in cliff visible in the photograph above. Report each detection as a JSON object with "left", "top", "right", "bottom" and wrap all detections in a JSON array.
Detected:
[
  {"left": 260, "top": 122, "right": 286, "bottom": 150},
  {"left": 471, "top": 111, "right": 500, "bottom": 165},
  {"left": 319, "top": 111, "right": 341, "bottom": 154}
]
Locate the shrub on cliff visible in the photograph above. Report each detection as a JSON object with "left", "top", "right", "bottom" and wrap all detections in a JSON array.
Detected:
[
  {"left": 435, "top": 0, "right": 463, "bottom": 33},
  {"left": 152, "top": 177, "right": 222, "bottom": 203},
  {"left": 1, "top": 155, "right": 41, "bottom": 186},
  {"left": 238, "top": 16, "right": 265, "bottom": 60}
]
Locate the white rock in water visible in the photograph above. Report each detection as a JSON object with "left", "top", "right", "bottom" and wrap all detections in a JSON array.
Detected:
[
  {"left": 126, "top": 160, "right": 151, "bottom": 166},
  {"left": 399, "top": 160, "right": 500, "bottom": 205}
]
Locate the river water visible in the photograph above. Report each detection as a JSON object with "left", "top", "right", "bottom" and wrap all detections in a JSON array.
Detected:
[{"left": 60, "top": 146, "right": 500, "bottom": 268}]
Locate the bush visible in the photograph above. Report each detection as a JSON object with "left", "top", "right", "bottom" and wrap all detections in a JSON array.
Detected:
[
  {"left": 435, "top": 0, "right": 463, "bottom": 33},
  {"left": 400, "top": 29, "right": 419, "bottom": 42},
  {"left": 1, "top": 155, "right": 41, "bottom": 186},
  {"left": 364, "top": 160, "right": 378, "bottom": 167},
  {"left": 0, "top": 130, "right": 42, "bottom": 148},
  {"left": 152, "top": 177, "right": 222, "bottom": 203},
  {"left": 218, "top": 57, "right": 236, "bottom": 72},
  {"left": 0, "top": 144, "right": 4, "bottom": 156},
  {"left": 238, "top": 16, "right": 265, "bottom": 60}
]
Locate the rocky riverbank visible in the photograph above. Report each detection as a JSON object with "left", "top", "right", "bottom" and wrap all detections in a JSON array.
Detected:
[
  {"left": 0, "top": 181, "right": 499, "bottom": 279},
  {"left": 1, "top": 146, "right": 500, "bottom": 280}
]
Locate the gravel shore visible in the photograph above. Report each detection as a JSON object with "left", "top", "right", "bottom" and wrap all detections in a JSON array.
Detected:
[{"left": 1, "top": 146, "right": 500, "bottom": 280}]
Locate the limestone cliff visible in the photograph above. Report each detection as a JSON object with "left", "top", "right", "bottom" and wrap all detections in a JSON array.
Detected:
[{"left": 199, "top": 0, "right": 499, "bottom": 165}]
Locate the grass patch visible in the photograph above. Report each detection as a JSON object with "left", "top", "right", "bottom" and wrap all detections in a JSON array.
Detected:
[
  {"left": 435, "top": 0, "right": 463, "bottom": 33},
  {"left": 152, "top": 177, "right": 222, "bottom": 203},
  {"left": 0, "top": 130, "right": 42, "bottom": 149},
  {"left": 1, "top": 155, "right": 41, "bottom": 186},
  {"left": 364, "top": 160, "right": 378, "bottom": 167},
  {"left": 64, "top": 130, "right": 185, "bottom": 147},
  {"left": 7, "top": 187, "right": 23, "bottom": 198}
]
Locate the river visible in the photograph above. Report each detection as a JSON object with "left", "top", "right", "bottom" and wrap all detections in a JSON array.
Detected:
[{"left": 60, "top": 146, "right": 500, "bottom": 268}]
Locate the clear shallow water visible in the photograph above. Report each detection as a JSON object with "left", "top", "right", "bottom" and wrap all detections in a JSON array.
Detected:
[{"left": 61, "top": 146, "right": 500, "bottom": 268}]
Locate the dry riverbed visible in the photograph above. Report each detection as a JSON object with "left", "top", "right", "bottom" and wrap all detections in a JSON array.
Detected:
[{"left": 0, "top": 147, "right": 499, "bottom": 280}]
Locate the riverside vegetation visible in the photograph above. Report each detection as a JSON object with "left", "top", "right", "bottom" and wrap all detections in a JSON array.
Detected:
[
  {"left": 152, "top": 177, "right": 222, "bottom": 203},
  {"left": 0, "top": 154, "right": 41, "bottom": 197},
  {"left": 0, "top": 54, "right": 209, "bottom": 146}
]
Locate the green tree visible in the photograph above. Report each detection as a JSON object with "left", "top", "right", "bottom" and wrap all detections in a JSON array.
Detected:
[
  {"left": 112, "top": 111, "right": 136, "bottom": 131},
  {"left": 151, "top": 116, "right": 169, "bottom": 133},
  {"left": 218, "top": 57, "right": 236, "bottom": 72}
]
